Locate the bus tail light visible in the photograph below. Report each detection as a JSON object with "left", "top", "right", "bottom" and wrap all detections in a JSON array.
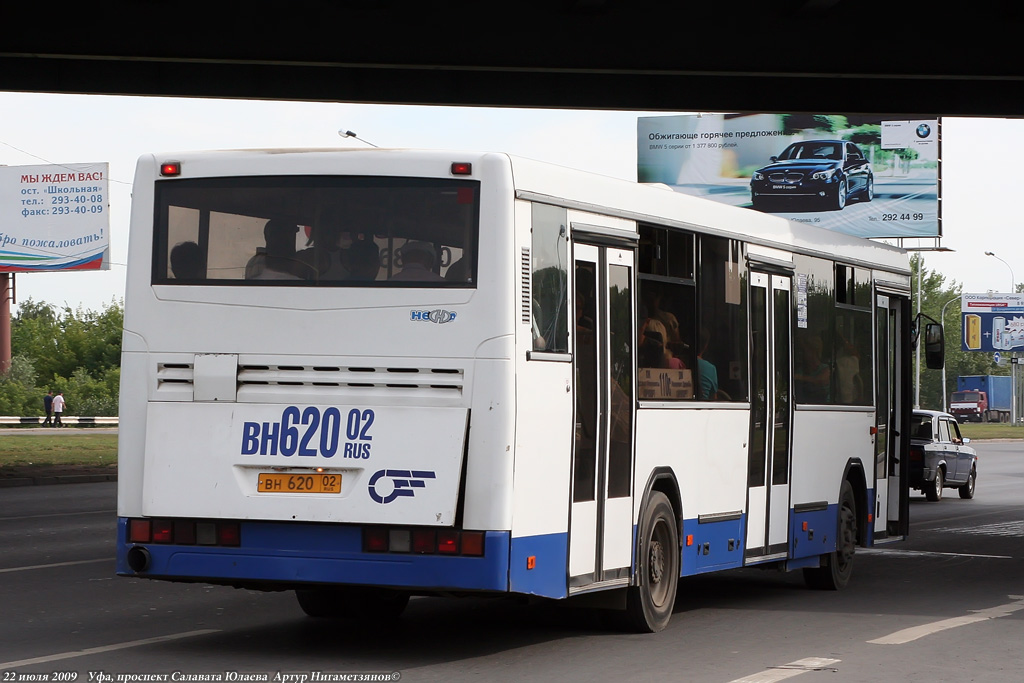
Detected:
[
  {"left": 364, "top": 527, "right": 485, "bottom": 557},
  {"left": 126, "top": 518, "right": 241, "bottom": 547},
  {"left": 160, "top": 161, "right": 181, "bottom": 176},
  {"left": 910, "top": 447, "right": 924, "bottom": 462}
]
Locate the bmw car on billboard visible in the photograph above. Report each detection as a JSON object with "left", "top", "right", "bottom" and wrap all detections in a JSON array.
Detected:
[{"left": 637, "top": 113, "right": 939, "bottom": 239}]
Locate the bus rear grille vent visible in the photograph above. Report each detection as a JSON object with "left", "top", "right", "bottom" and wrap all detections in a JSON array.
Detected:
[
  {"left": 237, "top": 365, "right": 464, "bottom": 392},
  {"left": 157, "top": 363, "right": 194, "bottom": 386}
]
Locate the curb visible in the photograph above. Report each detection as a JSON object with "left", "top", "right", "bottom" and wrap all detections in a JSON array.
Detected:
[{"left": 0, "top": 473, "right": 118, "bottom": 488}]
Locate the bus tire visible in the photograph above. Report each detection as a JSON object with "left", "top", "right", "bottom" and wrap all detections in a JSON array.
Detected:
[
  {"left": 622, "top": 491, "right": 679, "bottom": 632},
  {"left": 295, "top": 586, "right": 410, "bottom": 620},
  {"left": 803, "top": 480, "right": 856, "bottom": 591}
]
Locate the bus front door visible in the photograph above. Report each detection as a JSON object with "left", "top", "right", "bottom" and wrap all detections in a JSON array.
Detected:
[
  {"left": 745, "top": 272, "right": 793, "bottom": 562},
  {"left": 569, "top": 244, "right": 635, "bottom": 590}
]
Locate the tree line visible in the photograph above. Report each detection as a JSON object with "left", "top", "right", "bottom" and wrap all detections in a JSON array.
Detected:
[{"left": 0, "top": 298, "right": 122, "bottom": 417}]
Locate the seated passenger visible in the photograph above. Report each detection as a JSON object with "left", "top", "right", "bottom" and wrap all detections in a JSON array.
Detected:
[
  {"left": 246, "top": 220, "right": 305, "bottom": 280},
  {"left": 295, "top": 216, "right": 351, "bottom": 281},
  {"left": 392, "top": 240, "right": 443, "bottom": 281},
  {"left": 348, "top": 237, "right": 380, "bottom": 281},
  {"left": 169, "top": 241, "right": 204, "bottom": 280},
  {"left": 639, "top": 319, "right": 684, "bottom": 369}
]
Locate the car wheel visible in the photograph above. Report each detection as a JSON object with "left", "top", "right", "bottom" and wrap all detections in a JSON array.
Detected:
[
  {"left": 621, "top": 491, "right": 679, "bottom": 632},
  {"left": 959, "top": 467, "right": 977, "bottom": 499},
  {"left": 861, "top": 175, "right": 874, "bottom": 202},
  {"left": 925, "top": 467, "right": 944, "bottom": 502},
  {"left": 831, "top": 179, "right": 847, "bottom": 211},
  {"left": 804, "top": 480, "right": 857, "bottom": 590}
]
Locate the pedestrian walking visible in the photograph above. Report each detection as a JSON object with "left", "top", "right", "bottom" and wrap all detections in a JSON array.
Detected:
[
  {"left": 52, "top": 391, "right": 66, "bottom": 427},
  {"left": 43, "top": 390, "right": 54, "bottom": 426}
]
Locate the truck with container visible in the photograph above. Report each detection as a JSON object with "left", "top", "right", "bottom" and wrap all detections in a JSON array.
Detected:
[{"left": 950, "top": 375, "right": 1012, "bottom": 422}]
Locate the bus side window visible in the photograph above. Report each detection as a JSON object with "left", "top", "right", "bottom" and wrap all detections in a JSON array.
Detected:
[{"left": 530, "top": 204, "right": 569, "bottom": 353}]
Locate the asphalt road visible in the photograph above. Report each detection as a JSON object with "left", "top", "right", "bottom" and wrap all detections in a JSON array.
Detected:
[{"left": 1, "top": 441, "right": 1022, "bottom": 682}]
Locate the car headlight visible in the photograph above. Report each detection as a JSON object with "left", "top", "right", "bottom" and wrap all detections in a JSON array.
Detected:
[
  {"left": 811, "top": 168, "right": 836, "bottom": 180},
  {"left": 752, "top": 172, "right": 764, "bottom": 181}
]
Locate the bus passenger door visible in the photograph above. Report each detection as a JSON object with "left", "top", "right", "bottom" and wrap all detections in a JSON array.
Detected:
[
  {"left": 569, "top": 244, "right": 635, "bottom": 590},
  {"left": 875, "top": 294, "right": 908, "bottom": 540},
  {"left": 746, "top": 272, "right": 793, "bottom": 562}
]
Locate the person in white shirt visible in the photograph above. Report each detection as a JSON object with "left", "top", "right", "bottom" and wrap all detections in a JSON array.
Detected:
[{"left": 52, "top": 391, "right": 66, "bottom": 428}]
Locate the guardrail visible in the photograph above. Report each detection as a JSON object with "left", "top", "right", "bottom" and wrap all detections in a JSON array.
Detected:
[{"left": 0, "top": 416, "right": 118, "bottom": 426}]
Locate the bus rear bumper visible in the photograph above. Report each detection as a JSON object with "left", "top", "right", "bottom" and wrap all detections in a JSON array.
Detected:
[{"left": 116, "top": 518, "right": 511, "bottom": 593}]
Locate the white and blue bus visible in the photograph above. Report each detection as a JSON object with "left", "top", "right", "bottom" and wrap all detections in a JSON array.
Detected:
[{"left": 116, "top": 149, "right": 942, "bottom": 631}]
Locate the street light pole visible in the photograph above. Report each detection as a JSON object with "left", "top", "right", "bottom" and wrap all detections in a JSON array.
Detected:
[
  {"left": 984, "top": 251, "right": 1019, "bottom": 425},
  {"left": 940, "top": 295, "right": 960, "bottom": 412},
  {"left": 984, "top": 251, "right": 1015, "bottom": 293}
]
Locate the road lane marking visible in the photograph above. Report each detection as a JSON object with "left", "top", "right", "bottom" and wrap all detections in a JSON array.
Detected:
[
  {"left": 0, "top": 558, "right": 110, "bottom": 573},
  {"left": 869, "top": 595, "right": 1024, "bottom": 645},
  {"left": 860, "top": 548, "right": 1012, "bottom": 559},
  {"left": 729, "top": 657, "right": 841, "bottom": 683},
  {"left": 0, "top": 509, "right": 115, "bottom": 521},
  {"left": 0, "top": 629, "right": 220, "bottom": 668}
]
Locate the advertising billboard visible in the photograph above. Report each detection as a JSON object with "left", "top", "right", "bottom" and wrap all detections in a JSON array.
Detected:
[
  {"left": 961, "top": 293, "right": 1024, "bottom": 352},
  {"left": 0, "top": 162, "right": 110, "bottom": 272},
  {"left": 637, "top": 114, "right": 939, "bottom": 239}
]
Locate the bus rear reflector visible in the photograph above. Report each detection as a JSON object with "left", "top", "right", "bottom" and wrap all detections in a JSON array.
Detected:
[
  {"left": 460, "top": 532, "right": 485, "bottom": 557},
  {"left": 129, "top": 519, "right": 151, "bottom": 543}
]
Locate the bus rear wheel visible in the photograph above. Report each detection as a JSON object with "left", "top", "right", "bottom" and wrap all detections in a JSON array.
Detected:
[
  {"left": 622, "top": 491, "right": 679, "bottom": 632},
  {"left": 804, "top": 480, "right": 857, "bottom": 590},
  {"left": 295, "top": 586, "right": 410, "bottom": 620}
]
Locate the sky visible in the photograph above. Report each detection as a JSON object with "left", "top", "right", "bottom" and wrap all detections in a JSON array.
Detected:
[{"left": 0, "top": 92, "right": 1021, "bottom": 313}]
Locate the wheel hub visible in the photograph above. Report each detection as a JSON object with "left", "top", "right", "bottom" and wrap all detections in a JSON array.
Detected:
[{"left": 649, "top": 539, "right": 665, "bottom": 584}]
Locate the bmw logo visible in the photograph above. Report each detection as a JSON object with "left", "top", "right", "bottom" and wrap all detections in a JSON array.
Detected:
[{"left": 916, "top": 123, "right": 931, "bottom": 139}]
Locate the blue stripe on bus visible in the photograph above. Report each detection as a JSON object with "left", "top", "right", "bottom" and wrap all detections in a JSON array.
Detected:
[
  {"left": 509, "top": 531, "right": 569, "bottom": 599},
  {"left": 116, "top": 518, "right": 510, "bottom": 592},
  {"left": 789, "top": 504, "right": 839, "bottom": 559},
  {"left": 681, "top": 515, "right": 746, "bottom": 576}
]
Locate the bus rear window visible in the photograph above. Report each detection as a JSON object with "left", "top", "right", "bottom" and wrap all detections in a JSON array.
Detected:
[{"left": 153, "top": 176, "right": 479, "bottom": 287}]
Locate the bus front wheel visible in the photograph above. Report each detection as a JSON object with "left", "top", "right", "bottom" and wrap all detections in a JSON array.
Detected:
[
  {"left": 295, "top": 586, "right": 410, "bottom": 620},
  {"left": 803, "top": 480, "right": 857, "bottom": 590},
  {"left": 623, "top": 491, "right": 679, "bottom": 632}
]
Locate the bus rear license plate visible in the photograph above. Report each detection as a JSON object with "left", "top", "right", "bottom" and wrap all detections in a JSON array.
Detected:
[{"left": 257, "top": 473, "right": 341, "bottom": 494}]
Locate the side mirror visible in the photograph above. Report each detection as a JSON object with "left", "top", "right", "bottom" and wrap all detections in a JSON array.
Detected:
[{"left": 924, "top": 322, "right": 944, "bottom": 369}]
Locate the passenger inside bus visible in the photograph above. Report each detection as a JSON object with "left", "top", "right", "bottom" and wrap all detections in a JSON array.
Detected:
[
  {"left": 638, "top": 319, "right": 685, "bottom": 369},
  {"left": 245, "top": 220, "right": 305, "bottom": 280},
  {"left": 169, "top": 241, "right": 204, "bottom": 280},
  {"left": 296, "top": 215, "right": 351, "bottom": 280},
  {"left": 347, "top": 237, "right": 381, "bottom": 281},
  {"left": 392, "top": 241, "right": 443, "bottom": 281}
]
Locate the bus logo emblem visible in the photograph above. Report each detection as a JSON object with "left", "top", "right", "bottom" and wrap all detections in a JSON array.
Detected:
[
  {"left": 410, "top": 309, "right": 457, "bottom": 324},
  {"left": 368, "top": 469, "right": 436, "bottom": 504}
]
